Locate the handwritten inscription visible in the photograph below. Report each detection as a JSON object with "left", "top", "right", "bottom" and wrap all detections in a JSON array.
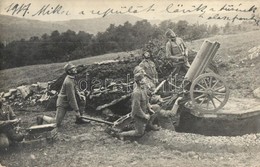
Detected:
[
  {"left": 5, "top": 3, "right": 31, "bottom": 16},
  {"left": 219, "top": 4, "right": 257, "bottom": 13},
  {"left": 166, "top": 4, "right": 208, "bottom": 18},
  {"left": 3, "top": 3, "right": 260, "bottom": 25},
  {"left": 208, "top": 14, "right": 260, "bottom": 25},
  {"left": 207, "top": 4, "right": 259, "bottom": 25},
  {"left": 32, "top": 4, "right": 70, "bottom": 16},
  {"left": 90, "top": 4, "right": 155, "bottom": 17},
  {"left": 5, "top": 3, "right": 70, "bottom": 17},
  {"left": 166, "top": 4, "right": 207, "bottom": 14}
]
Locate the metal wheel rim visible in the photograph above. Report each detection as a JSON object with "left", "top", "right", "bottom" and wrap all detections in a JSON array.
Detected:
[{"left": 190, "top": 73, "right": 230, "bottom": 112}]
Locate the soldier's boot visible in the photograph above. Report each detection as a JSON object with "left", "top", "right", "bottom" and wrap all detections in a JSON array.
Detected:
[
  {"left": 36, "top": 115, "right": 44, "bottom": 125},
  {"left": 147, "top": 123, "right": 160, "bottom": 131},
  {"left": 75, "top": 116, "right": 90, "bottom": 124}
]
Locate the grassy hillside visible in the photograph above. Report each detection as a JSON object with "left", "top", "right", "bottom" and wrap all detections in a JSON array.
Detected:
[
  {"left": 1, "top": 30, "right": 260, "bottom": 97},
  {"left": 0, "top": 51, "right": 137, "bottom": 92},
  {"left": 186, "top": 30, "right": 260, "bottom": 97}
]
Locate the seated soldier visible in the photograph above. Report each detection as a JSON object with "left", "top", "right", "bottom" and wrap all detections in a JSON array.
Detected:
[{"left": 0, "top": 98, "right": 24, "bottom": 149}]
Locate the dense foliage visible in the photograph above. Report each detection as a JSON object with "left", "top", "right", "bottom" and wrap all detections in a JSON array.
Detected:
[{"left": 0, "top": 19, "right": 240, "bottom": 69}]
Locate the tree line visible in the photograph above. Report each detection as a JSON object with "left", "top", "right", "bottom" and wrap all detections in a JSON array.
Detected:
[{"left": 0, "top": 19, "right": 248, "bottom": 69}]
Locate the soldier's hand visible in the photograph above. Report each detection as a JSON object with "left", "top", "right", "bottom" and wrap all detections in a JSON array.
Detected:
[
  {"left": 75, "top": 110, "right": 81, "bottom": 118},
  {"left": 80, "top": 94, "right": 86, "bottom": 101},
  {"left": 85, "top": 91, "right": 91, "bottom": 97},
  {"left": 174, "top": 97, "right": 183, "bottom": 105},
  {"left": 145, "top": 114, "right": 150, "bottom": 120},
  {"left": 177, "top": 56, "right": 185, "bottom": 60},
  {"left": 14, "top": 118, "right": 21, "bottom": 124}
]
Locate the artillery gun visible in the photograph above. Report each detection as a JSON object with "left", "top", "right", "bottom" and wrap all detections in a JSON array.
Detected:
[{"left": 47, "top": 40, "right": 228, "bottom": 132}]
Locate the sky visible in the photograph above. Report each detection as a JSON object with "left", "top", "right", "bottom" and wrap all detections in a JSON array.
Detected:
[{"left": 0, "top": 0, "right": 259, "bottom": 21}]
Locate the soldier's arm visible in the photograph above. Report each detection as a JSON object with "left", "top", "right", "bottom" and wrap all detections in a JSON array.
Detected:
[
  {"left": 0, "top": 119, "right": 18, "bottom": 128},
  {"left": 179, "top": 38, "right": 188, "bottom": 56},
  {"left": 132, "top": 92, "right": 149, "bottom": 119},
  {"left": 170, "top": 97, "right": 183, "bottom": 115},
  {"left": 147, "top": 103, "right": 155, "bottom": 114},
  {"left": 165, "top": 42, "right": 172, "bottom": 58},
  {"left": 65, "top": 81, "right": 79, "bottom": 112},
  {"left": 8, "top": 105, "right": 16, "bottom": 120},
  {"left": 74, "top": 82, "right": 86, "bottom": 101}
]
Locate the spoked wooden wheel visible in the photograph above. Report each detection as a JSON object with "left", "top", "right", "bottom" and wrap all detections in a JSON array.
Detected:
[{"left": 190, "top": 73, "right": 230, "bottom": 112}]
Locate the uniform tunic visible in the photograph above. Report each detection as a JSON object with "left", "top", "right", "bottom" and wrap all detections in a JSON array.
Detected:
[
  {"left": 0, "top": 105, "right": 23, "bottom": 148},
  {"left": 131, "top": 86, "right": 149, "bottom": 119},
  {"left": 139, "top": 59, "right": 158, "bottom": 84},
  {"left": 52, "top": 75, "right": 85, "bottom": 126},
  {"left": 165, "top": 37, "right": 187, "bottom": 58},
  {"left": 0, "top": 105, "right": 16, "bottom": 129},
  {"left": 57, "top": 75, "right": 79, "bottom": 111},
  {"left": 119, "top": 86, "right": 149, "bottom": 137}
]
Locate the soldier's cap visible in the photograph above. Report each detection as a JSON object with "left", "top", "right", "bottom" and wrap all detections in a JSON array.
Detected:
[
  {"left": 143, "top": 51, "right": 151, "bottom": 57},
  {"left": 165, "top": 29, "right": 176, "bottom": 38},
  {"left": 64, "top": 62, "right": 76, "bottom": 71},
  {"left": 133, "top": 66, "right": 144, "bottom": 75},
  {"left": 134, "top": 72, "right": 144, "bottom": 82}
]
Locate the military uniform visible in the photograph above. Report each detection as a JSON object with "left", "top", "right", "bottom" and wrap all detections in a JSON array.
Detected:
[
  {"left": 157, "top": 97, "right": 183, "bottom": 130},
  {"left": 165, "top": 37, "right": 187, "bottom": 59},
  {"left": 0, "top": 105, "right": 24, "bottom": 148},
  {"left": 139, "top": 59, "right": 158, "bottom": 84},
  {"left": 120, "top": 85, "right": 149, "bottom": 137},
  {"left": 46, "top": 75, "right": 86, "bottom": 126}
]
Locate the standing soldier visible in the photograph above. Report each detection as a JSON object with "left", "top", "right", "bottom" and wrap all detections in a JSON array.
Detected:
[
  {"left": 165, "top": 29, "right": 190, "bottom": 68},
  {"left": 139, "top": 51, "right": 159, "bottom": 85},
  {"left": 37, "top": 62, "right": 88, "bottom": 127}
]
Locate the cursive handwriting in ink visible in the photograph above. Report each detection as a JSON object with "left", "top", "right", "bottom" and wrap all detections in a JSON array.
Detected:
[
  {"left": 208, "top": 14, "right": 260, "bottom": 25},
  {"left": 91, "top": 4, "right": 155, "bottom": 17},
  {"left": 166, "top": 3, "right": 207, "bottom": 14},
  {"left": 5, "top": 3, "right": 31, "bottom": 17},
  {"left": 32, "top": 4, "right": 70, "bottom": 16},
  {"left": 219, "top": 4, "right": 257, "bottom": 13}
]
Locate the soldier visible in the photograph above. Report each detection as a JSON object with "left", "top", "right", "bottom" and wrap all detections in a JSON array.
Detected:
[
  {"left": 133, "top": 65, "right": 155, "bottom": 96},
  {"left": 139, "top": 51, "right": 158, "bottom": 85},
  {"left": 165, "top": 29, "right": 190, "bottom": 68},
  {"left": 133, "top": 65, "right": 160, "bottom": 130},
  {"left": 118, "top": 73, "right": 150, "bottom": 138},
  {"left": 118, "top": 72, "right": 160, "bottom": 139},
  {"left": 0, "top": 98, "right": 24, "bottom": 148},
  {"left": 37, "top": 62, "right": 88, "bottom": 127},
  {"left": 157, "top": 97, "right": 183, "bottom": 130}
]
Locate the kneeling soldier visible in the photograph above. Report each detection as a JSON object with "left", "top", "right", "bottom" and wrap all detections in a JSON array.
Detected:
[
  {"left": 37, "top": 62, "right": 88, "bottom": 127},
  {"left": 118, "top": 72, "right": 160, "bottom": 139}
]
